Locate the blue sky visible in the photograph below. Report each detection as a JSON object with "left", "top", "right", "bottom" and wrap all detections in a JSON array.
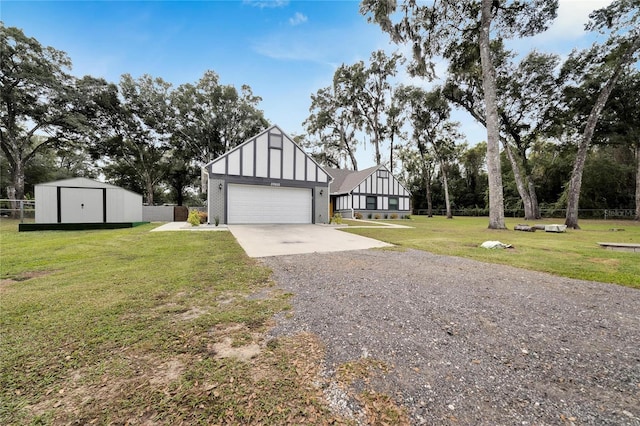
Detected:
[{"left": 2, "top": 0, "right": 612, "bottom": 169}]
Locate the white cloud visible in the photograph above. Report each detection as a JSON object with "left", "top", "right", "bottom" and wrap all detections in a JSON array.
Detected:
[
  {"left": 289, "top": 12, "right": 308, "bottom": 26},
  {"left": 544, "top": 0, "right": 612, "bottom": 39},
  {"left": 243, "top": 0, "right": 289, "bottom": 9}
]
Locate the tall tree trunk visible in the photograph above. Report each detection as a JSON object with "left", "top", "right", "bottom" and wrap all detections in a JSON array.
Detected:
[
  {"left": 8, "top": 161, "right": 25, "bottom": 219},
  {"left": 340, "top": 126, "right": 358, "bottom": 171},
  {"left": 442, "top": 161, "right": 452, "bottom": 219},
  {"left": 527, "top": 177, "right": 540, "bottom": 219},
  {"left": 565, "top": 34, "right": 640, "bottom": 229},
  {"left": 144, "top": 174, "right": 155, "bottom": 206},
  {"left": 635, "top": 142, "right": 640, "bottom": 221},
  {"left": 479, "top": 0, "right": 506, "bottom": 229},
  {"left": 425, "top": 169, "right": 433, "bottom": 217},
  {"left": 502, "top": 139, "right": 534, "bottom": 219}
]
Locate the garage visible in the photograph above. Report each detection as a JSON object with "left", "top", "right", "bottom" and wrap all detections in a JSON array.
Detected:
[
  {"left": 227, "top": 184, "right": 312, "bottom": 224},
  {"left": 203, "top": 125, "right": 332, "bottom": 225}
]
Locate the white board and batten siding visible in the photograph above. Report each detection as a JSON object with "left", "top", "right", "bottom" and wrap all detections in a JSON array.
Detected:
[
  {"left": 352, "top": 169, "right": 410, "bottom": 211},
  {"left": 208, "top": 127, "right": 330, "bottom": 184},
  {"left": 205, "top": 125, "right": 332, "bottom": 224}
]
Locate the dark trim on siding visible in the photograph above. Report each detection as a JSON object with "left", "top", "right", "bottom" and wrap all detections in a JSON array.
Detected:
[
  {"left": 239, "top": 144, "right": 244, "bottom": 176},
  {"left": 253, "top": 139, "right": 257, "bottom": 177},
  {"left": 293, "top": 144, "right": 297, "bottom": 180},
  {"left": 57, "top": 186, "right": 61, "bottom": 223},
  {"left": 103, "top": 188, "right": 107, "bottom": 222},
  {"left": 215, "top": 174, "right": 329, "bottom": 190}
]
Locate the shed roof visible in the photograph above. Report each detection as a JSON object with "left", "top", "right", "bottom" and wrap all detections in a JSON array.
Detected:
[
  {"left": 35, "top": 177, "right": 122, "bottom": 189},
  {"left": 35, "top": 177, "right": 141, "bottom": 196}
]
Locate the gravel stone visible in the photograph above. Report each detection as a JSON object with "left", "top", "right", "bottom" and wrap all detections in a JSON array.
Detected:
[{"left": 263, "top": 249, "right": 640, "bottom": 425}]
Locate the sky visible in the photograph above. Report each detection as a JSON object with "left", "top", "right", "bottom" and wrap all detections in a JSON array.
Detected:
[{"left": 2, "top": 0, "right": 613, "bottom": 169}]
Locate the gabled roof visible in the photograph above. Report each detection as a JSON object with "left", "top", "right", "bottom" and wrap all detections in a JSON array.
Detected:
[{"left": 324, "top": 165, "right": 381, "bottom": 194}]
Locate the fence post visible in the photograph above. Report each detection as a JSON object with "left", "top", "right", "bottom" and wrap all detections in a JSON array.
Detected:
[{"left": 20, "top": 200, "right": 24, "bottom": 223}]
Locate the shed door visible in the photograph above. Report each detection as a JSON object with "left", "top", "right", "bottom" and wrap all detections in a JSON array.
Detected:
[
  {"left": 60, "top": 187, "right": 104, "bottom": 223},
  {"left": 227, "top": 184, "right": 311, "bottom": 224}
]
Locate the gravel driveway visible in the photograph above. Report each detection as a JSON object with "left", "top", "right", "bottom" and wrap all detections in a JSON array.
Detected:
[{"left": 263, "top": 249, "right": 640, "bottom": 425}]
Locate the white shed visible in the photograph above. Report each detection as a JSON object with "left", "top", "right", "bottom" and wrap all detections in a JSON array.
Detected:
[{"left": 35, "top": 178, "right": 142, "bottom": 224}]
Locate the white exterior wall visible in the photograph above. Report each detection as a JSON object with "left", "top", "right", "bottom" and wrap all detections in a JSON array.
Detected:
[
  {"left": 107, "top": 188, "right": 142, "bottom": 222},
  {"left": 35, "top": 184, "right": 58, "bottom": 223},
  {"left": 35, "top": 178, "right": 142, "bottom": 224}
]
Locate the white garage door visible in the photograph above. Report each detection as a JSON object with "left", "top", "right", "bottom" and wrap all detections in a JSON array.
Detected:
[{"left": 228, "top": 184, "right": 312, "bottom": 224}]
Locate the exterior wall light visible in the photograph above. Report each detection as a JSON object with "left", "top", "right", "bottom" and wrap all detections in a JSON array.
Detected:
[
  {"left": 218, "top": 183, "right": 223, "bottom": 190},
  {"left": 320, "top": 189, "right": 324, "bottom": 196}
]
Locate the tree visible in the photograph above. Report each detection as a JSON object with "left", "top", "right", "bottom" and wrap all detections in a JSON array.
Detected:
[
  {"left": 172, "top": 70, "right": 268, "bottom": 167},
  {"left": 397, "top": 86, "right": 461, "bottom": 218},
  {"left": 590, "top": 70, "right": 640, "bottom": 220},
  {"left": 333, "top": 50, "right": 400, "bottom": 166},
  {"left": 562, "top": 0, "right": 640, "bottom": 228},
  {"left": 304, "top": 84, "right": 360, "bottom": 170},
  {"left": 444, "top": 47, "right": 561, "bottom": 220},
  {"left": 361, "top": 0, "right": 558, "bottom": 229},
  {"left": 92, "top": 74, "right": 173, "bottom": 205},
  {"left": 0, "top": 24, "right": 115, "bottom": 212}
]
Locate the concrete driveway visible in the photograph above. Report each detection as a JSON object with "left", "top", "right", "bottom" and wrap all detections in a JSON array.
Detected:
[{"left": 228, "top": 224, "right": 392, "bottom": 257}]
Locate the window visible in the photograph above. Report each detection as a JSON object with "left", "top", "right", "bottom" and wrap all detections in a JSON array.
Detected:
[
  {"left": 269, "top": 134, "right": 283, "bottom": 149},
  {"left": 366, "top": 196, "right": 377, "bottom": 210},
  {"left": 388, "top": 196, "right": 399, "bottom": 211},
  {"left": 377, "top": 170, "right": 388, "bottom": 178}
]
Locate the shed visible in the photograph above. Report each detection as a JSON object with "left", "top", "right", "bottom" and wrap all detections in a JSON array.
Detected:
[
  {"left": 34, "top": 177, "right": 143, "bottom": 224},
  {"left": 325, "top": 165, "right": 411, "bottom": 219},
  {"left": 203, "top": 125, "right": 332, "bottom": 224}
]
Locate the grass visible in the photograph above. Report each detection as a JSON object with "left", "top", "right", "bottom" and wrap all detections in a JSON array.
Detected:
[
  {"left": 341, "top": 215, "right": 640, "bottom": 288},
  {"left": 2, "top": 215, "right": 637, "bottom": 423},
  {"left": 0, "top": 220, "right": 356, "bottom": 425}
]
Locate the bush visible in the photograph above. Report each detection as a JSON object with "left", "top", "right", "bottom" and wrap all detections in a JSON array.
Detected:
[
  {"left": 404, "top": 214, "right": 411, "bottom": 220},
  {"left": 374, "top": 213, "right": 381, "bottom": 220},
  {"left": 354, "top": 212, "right": 363, "bottom": 220},
  {"left": 197, "top": 211, "right": 208, "bottom": 224},
  {"left": 187, "top": 210, "right": 201, "bottom": 227},
  {"left": 331, "top": 213, "right": 343, "bottom": 224},
  {"left": 390, "top": 213, "right": 398, "bottom": 219},
  {"left": 367, "top": 214, "right": 372, "bottom": 219}
]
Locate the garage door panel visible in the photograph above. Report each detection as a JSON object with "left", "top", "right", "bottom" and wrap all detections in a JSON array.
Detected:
[{"left": 228, "top": 184, "right": 311, "bottom": 224}]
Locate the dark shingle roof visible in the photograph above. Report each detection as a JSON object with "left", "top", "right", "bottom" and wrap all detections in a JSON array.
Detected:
[{"left": 323, "top": 165, "right": 380, "bottom": 194}]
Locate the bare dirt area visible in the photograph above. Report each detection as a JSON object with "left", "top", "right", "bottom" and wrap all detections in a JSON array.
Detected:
[{"left": 263, "top": 249, "right": 640, "bottom": 425}]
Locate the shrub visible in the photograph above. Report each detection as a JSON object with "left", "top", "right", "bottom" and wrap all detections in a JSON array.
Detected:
[
  {"left": 404, "top": 214, "right": 411, "bottom": 220},
  {"left": 374, "top": 213, "right": 381, "bottom": 220},
  {"left": 354, "top": 212, "right": 363, "bottom": 220},
  {"left": 390, "top": 213, "right": 398, "bottom": 219},
  {"left": 197, "top": 211, "right": 208, "bottom": 224},
  {"left": 187, "top": 210, "right": 201, "bottom": 227},
  {"left": 214, "top": 215, "right": 220, "bottom": 226},
  {"left": 331, "top": 213, "right": 343, "bottom": 224},
  {"left": 368, "top": 214, "right": 372, "bottom": 219}
]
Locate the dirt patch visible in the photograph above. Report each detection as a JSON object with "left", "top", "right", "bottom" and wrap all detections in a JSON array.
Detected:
[
  {"left": 589, "top": 257, "right": 621, "bottom": 266},
  {"left": 210, "top": 337, "right": 261, "bottom": 361},
  {"left": 1, "top": 270, "right": 56, "bottom": 288}
]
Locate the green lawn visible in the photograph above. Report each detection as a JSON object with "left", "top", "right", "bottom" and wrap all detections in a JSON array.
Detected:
[
  {"left": 0, "top": 221, "right": 354, "bottom": 425},
  {"left": 342, "top": 215, "right": 640, "bottom": 288},
  {"left": 2, "top": 216, "right": 637, "bottom": 424}
]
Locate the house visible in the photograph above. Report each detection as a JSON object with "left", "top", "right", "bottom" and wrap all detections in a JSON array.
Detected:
[
  {"left": 203, "top": 125, "right": 332, "bottom": 224},
  {"left": 30, "top": 177, "right": 142, "bottom": 227},
  {"left": 325, "top": 165, "right": 411, "bottom": 219}
]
